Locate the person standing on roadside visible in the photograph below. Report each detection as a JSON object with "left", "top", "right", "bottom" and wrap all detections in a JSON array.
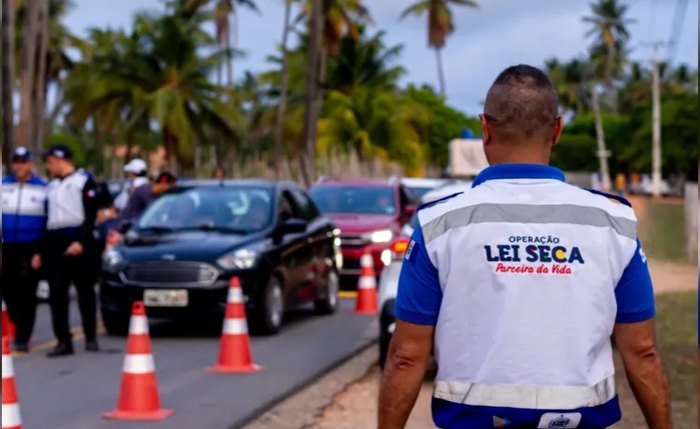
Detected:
[
  {"left": 1, "top": 147, "right": 47, "bottom": 352},
  {"left": 113, "top": 158, "right": 150, "bottom": 212},
  {"left": 40, "top": 144, "right": 100, "bottom": 357},
  {"left": 379, "top": 65, "right": 671, "bottom": 429}
]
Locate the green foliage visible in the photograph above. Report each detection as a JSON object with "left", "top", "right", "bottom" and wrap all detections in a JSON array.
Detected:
[{"left": 405, "top": 84, "right": 479, "bottom": 169}]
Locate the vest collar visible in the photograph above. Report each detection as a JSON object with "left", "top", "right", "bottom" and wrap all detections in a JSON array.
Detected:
[{"left": 472, "top": 163, "right": 566, "bottom": 188}]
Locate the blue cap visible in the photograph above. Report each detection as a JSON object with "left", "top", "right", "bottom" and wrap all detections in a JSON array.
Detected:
[
  {"left": 43, "top": 144, "right": 72, "bottom": 161},
  {"left": 11, "top": 146, "right": 32, "bottom": 162}
]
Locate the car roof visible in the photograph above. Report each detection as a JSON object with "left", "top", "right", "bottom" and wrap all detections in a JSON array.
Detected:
[
  {"left": 421, "top": 181, "right": 473, "bottom": 204},
  {"left": 175, "top": 178, "right": 289, "bottom": 189},
  {"left": 401, "top": 177, "right": 448, "bottom": 188},
  {"left": 312, "top": 178, "right": 397, "bottom": 188}
]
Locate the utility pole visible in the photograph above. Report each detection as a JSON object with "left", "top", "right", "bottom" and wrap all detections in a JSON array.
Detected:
[
  {"left": 641, "top": 41, "right": 671, "bottom": 198},
  {"left": 591, "top": 85, "right": 612, "bottom": 192}
]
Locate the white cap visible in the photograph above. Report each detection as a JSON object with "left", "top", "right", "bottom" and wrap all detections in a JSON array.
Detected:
[{"left": 123, "top": 158, "right": 148, "bottom": 174}]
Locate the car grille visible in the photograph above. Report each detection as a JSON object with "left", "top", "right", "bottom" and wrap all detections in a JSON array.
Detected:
[
  {"left": 120, "top": 262, "right": 219, "bottom": 286},
  {"left": 340, "top": 235, "right": 370, "bottom": 248}
]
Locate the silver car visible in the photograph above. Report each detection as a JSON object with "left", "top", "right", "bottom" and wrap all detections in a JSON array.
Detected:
[{"left": 377, "top": 181, "right": 471, "bottom": 366}]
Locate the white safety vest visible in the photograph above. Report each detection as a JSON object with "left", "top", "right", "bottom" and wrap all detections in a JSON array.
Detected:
[
  {"left": 395, "top": 164, "right": 654, "bottom": 429},
  {"left": 46, "top": 169, "right": 90, "bottom": 231}
]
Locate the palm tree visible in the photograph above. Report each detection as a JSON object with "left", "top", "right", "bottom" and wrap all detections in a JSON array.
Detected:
[
  {"left": 400, "top": 0, "right": 478, "bottom": 97},
  {"left": 1, "top": 0, "right": 15, "bottom": 167},
  {"left": 583, "top": 0, "right": 633, "bottom": 192},
  {"left": 273, "top": 0, "right": 297, "bottom": 178},
  {"left": 17, "top": 0, "right": 42, "bottom": 154},
  {"left": 63, "top": 11, "right": 239, "bottom": 172},
  {"left": 583, "top": 0, "right": 633, "bottom": 86}
]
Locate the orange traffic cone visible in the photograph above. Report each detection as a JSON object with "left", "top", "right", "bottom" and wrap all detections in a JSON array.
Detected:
[
  {"left": 207, "top": 277, "right": 263, "bottom": 373},
  {"left": 2, "top": 337, "right": 22, "bottom": 429},
  {"left": 354, "top": 252, "right": 378, "bottom": 315},
  {"left": 103, "top": 301, "right": 173, "bottom": 421},
  {"left": 2, "top": 300, "right": 15, "bottom": 341}
]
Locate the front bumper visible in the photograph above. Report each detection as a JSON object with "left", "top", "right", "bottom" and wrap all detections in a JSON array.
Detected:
[
  {"left": 99, "top": 271, "right": 261, "bottom": 319},
  {"left": 339, "top": 244, "right": 391, "bottom": 277}
]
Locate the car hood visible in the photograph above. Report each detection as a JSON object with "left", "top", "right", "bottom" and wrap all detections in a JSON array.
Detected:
[
  {"left": 326, "top": 214, "right": 397, "bottom": 235},
  {"left": 119, "top": 231, "right": 264, "bottom": 262}
]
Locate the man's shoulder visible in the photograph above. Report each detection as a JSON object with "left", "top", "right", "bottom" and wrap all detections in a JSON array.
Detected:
[{"left": 2, "top": 175, "right": 15, "bottom": 184}]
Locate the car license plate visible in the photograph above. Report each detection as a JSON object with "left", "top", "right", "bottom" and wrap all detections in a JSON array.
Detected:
[{"left": 143, "top": 290, "right": 188, "bottom": 307}]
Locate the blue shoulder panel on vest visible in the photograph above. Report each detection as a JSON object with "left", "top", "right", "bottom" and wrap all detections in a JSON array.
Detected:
[
  {"left": 584, "top": 189, "right": 632, "bottom": 207},
  {"left": 417, "top": 192, "right": 463, "bottom": 212}
]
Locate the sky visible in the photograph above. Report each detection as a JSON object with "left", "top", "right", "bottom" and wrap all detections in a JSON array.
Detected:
[{"left": 64, "top": 0, "right": 698, "bottom": 115}]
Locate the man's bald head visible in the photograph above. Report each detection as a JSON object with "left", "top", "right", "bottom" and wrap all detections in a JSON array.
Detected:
[{"left": 483, "top": 65, "right": 560, "bottom": 144}]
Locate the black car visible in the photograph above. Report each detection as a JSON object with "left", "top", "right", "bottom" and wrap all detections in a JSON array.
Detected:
[{"left": 100, "top": 180, "right": 342, "bottom": 335}]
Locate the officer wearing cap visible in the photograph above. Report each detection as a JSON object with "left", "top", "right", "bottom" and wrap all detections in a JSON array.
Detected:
[
  {"left": 379, "top": 65, "right": 671, "bottom": 429},
  {"left": 1, "top": 147, "right": 47, "bottom": 352},
  {"left": 41, "top": 144, "right": 100, "bottom": 357},
  {"left": 113, "top": 158, "right": 150, "bottom": 212}
]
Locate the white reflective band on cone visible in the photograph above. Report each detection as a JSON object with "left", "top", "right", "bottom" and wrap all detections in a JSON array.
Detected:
[
  {"left": 123, "top": 354, "right": 155, "bottom": 374},
  {"left": 227, "top": 287, "right": 244, "bottom": 304},
  {"left": 1, "top": 356, "right": 13, "bottom": 378},
  {"left": 358, "top": 277, "right": 376, "bottom": 289},
  {"left": 2, "top": 403, "right": 22, "bottom": 428},
  {"left": 223, "top": 318, "right": 248, "bottom": 335},
  {"left": 433, "top": 376, "right": 615, "bottom": 409},
  {"left": 129, "top": 316, "right": 149, "bottom": 334},
  {"left": 2, "top": 301, "right": 6, "bottom": 310},
  {"left": 360, "top": 254, "right": 374, "bottom": 267}
]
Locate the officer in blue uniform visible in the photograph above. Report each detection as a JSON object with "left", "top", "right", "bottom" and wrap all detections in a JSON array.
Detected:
[
  {"left": 42, "top": 144, "right": 100, "bottom": 357},
  {"left": 1, "top": 147, "right": 47, "bottom": 352}
]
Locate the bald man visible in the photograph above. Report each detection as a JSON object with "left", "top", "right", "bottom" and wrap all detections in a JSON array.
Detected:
[{"left": 378, "top": 65, "right": 671, "bottom": 429}]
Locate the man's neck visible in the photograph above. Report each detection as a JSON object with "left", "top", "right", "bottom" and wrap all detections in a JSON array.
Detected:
[
  {"left": 15, "top": 173, "right": 32, "bottom": 183},
  {"left": 488, "top": 142, "right": 551, "bottom": 165},
  {"left": 58, "top": 167, "right": 76, "bottom": 179}
]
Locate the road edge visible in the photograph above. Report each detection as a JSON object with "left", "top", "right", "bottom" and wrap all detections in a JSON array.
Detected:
[{"left": 238, "top": 340, "right": 379, "bottom": 429}]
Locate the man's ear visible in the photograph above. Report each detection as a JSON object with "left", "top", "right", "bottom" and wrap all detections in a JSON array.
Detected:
[
  {"left": 480, "top": 114, "right": 491, "bottom": 145},
  {"left": 552, "top": 116, "right": 564, "bottom": 146}
]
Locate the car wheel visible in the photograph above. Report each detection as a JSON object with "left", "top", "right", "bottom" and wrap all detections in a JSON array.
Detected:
[
  {"left": 253, "top": 276, "right": 285, "bottom": 335},
  {"left": 314, "top": 268, "right": 339, "bottom": 315},
  {"left": 378, "top": 300, "right": 395, "bottom": 368},
  {"left": 101, "top": 310, "right": 130, "bottom": 336}
]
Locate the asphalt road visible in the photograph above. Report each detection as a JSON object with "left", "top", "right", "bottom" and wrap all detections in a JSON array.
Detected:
[{"left": 9, "top": 297, "right": 377, "bottom": 429}]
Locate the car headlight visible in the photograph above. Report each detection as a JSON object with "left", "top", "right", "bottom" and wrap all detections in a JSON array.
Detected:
[
  {"left": 217, "top": 249, "right": 258, "bottom": 270},
  {"left": 103, "top": 248, "right": 124, "bottom": 268},
  {"left": 365, "top": 229, "right": 393, "bottom": 244}
]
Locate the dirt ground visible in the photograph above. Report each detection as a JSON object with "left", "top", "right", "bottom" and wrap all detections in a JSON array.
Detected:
[{"left": 308, "top": 257, "right": 697, "bottom": 429}]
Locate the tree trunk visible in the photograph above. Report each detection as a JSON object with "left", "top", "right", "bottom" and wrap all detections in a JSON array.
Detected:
[
  {"left": 273, "top": 0, "right": 293, "bottom": 180},
  {"left": 225, "top": 13, "right": 234, "bottom": 87},
  {"left": 1, "top": 0, "right": 15, "bottom": 169},
  {"left": 163, "top": 128, "right": 179, "bottom": 174},
  {"left": 300, "top": 0, "right": 322, "bottom": 187},
  {"left": 591, "top": 85, "right": 612, "bottom": 192},
  {"left": 33, "top": 0, "right": 50, "bottom": 150},
  {"left": 17, "top": 0, "right": 40, "bottom": 153},
  {"left": 435, "top": 47, "right": 446, "bottom": 97}
]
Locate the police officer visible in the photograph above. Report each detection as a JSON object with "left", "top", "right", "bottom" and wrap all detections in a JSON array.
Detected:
[
  {"left": 1, "top": 147, "right": 47, "bottom": 352},
  {"left": 42, "top": 144, "right": 100, "bottom": 357},
  {"left": 379, "top": 65, "right": 671, "bottom": 429}
]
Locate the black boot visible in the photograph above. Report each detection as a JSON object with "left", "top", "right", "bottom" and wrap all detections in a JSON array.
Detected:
[
  {"left": 47, "top": 342, "right": 74, "bottom": 358},
  {"left": 13, "top": 342, "right": 29, "bottom": 353},
  {"left": 85, "top": 339, "right": 99, "bottom": 352}
]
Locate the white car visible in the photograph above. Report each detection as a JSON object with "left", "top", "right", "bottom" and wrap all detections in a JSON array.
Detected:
[{"left": 377, "top": 180, "right": 472, "bottom": 366}]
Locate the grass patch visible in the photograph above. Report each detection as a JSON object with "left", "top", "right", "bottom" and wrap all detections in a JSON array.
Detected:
[
  {"left": 615, "top": 291, "right": 697, "bottom": 428},
  {"left": 636, "top": 199, "right": 687, "bottom": 262}
]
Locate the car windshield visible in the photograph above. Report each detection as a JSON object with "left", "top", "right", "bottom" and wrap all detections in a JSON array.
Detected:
[
  {"left": 310, "top": 186, "right": 396, "bottom": 215},
  {"left": 408, "top": 186, "right": 434, "bottom": 200},
  {"left": 138, "top": 187, "right": 273, "bottom": 233}
]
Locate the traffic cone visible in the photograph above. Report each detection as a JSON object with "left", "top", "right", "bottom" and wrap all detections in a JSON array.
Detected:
[
  {"left": 103, "top": 301, "right": 173, "bottom": 421},
  {"left": 207, "top": 277, "right": 263, "bottom": 373},
  {"left": 2, "top": 337, "right": 22, "bottom": 429},
  {"left": 2, "top": 300, "right": 15, "bottom": 341},
  {"left": 354, "top": 252, "right": 378, "bottom": 315}
]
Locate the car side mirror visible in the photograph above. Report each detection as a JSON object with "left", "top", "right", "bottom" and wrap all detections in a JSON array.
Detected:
[
  {"left": 118, "top": 220, "right": 133, "bottom": 234},
  {"left": 274, "top": 218, "right": 307, "bottom": 240},
  {"left": 404, "top": 204, "right": 417, "bottom": 217}
]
